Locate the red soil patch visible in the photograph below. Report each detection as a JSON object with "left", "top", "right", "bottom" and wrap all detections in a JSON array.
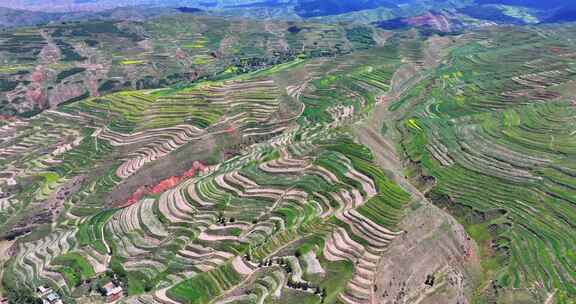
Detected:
[
  {"left": 0, "top": 115, "right": 16, "bottom": 121},
  {"left": 31, "top": 68, "right": 46, "bottom": 83},
  {"left": 549, "top": 47, "right": 565, "bottom": 55},
  {"left": 118, "top": 161, "right": 207, "bottom": 208},
  {"left": 404, "top": 12, "right": 451, "bottom": 32},
  {"left": 26, "top": 87, "right": 45, "bottom": 108},
  {"left": 122, "top": 185, "right": 149, "bottom": 208},
  {"left": 86, "top": 77, "right": 100, "bottom": 97},
  {"left": 225, "top": 125, "right": 237, "bottom": 134},
  {"left": 150, "top": 176, "right": 181, "bottom": 194},
  {"left": 27, "top": 66, "right": 48, "bottom": 108},
  {"left": 175, "top": 48, "right": 187, "bottom": 61}
]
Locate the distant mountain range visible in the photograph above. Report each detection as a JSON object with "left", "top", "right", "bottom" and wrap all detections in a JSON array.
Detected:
[
  {"left": 1, "top": 0, "right": 576, "bottom": 28},
  {"left": 0, "top": 6, "right": 185, "bottom": 28}
]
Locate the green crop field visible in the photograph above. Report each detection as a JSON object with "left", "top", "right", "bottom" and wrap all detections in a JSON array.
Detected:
[
  {"left": 0, "top": 8, "right": 575, "bottom": 304},
  {"left": 392, "top": 26, "right": 576, "bottom": 303}
]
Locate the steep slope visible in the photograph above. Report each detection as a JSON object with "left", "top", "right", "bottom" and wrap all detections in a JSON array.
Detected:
[
  {"left": 390, "top": 25, "right": 576, "bottom": 303},
  {"left": 0, "top": 15, "right": 379, "bottom": 117}
]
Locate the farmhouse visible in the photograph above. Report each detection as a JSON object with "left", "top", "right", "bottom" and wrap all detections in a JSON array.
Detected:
[
  {"left": 37, "top": 286, "right": 63, "bottom": 304},
  {"left": 102, "top": 282, "right": 123, "bottom": 302}
]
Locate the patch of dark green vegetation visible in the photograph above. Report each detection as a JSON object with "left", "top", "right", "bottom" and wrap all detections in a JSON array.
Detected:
[
  {"left": 346, "top": 27, "right": 376, "bottom": 49},
  {"left": 60, "top": 92, "right": 90, "bottom": 106},
  {"left": 0, "top": 79, "right": 18, "bottom": 92},
  {"left": 56, "top": 67, "right": 86, "bottom": 83},
  {"left": 55, "top": 39, "right": 86, "bottom": 61}
]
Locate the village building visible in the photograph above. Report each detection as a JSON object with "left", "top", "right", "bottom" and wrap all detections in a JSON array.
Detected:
[
  {"left": 102, "top": 282, "right": 123, "bottom": 303},
  {"left": 36, "top": 286, "right": 63, "bottom": 304}
]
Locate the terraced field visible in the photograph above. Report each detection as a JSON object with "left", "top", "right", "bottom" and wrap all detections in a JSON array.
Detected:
[
  {"left": 392, "top": 26, "right": 576, "bottom": 303},
  {"left": 0, "top": 35, "right": 421, "bottom": 304},
  {"left": 0, "top": 15, "right": 379, "bottom": 118},
  {"left": 1, "top": 17, "right": 575, "bottom": 304}
]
